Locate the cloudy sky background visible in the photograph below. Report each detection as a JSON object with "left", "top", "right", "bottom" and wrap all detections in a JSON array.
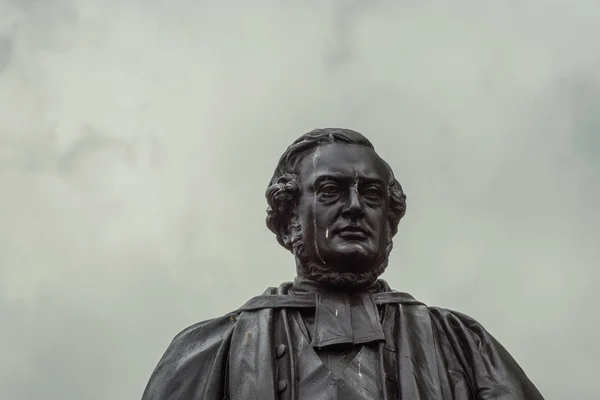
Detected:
[{"left": 1, "top": 0, "right": 599, "bottom": 399}]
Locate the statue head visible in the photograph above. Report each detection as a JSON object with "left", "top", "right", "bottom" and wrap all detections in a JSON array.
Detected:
[{"left": 265, "top": 128, "right": 407, "bottom": 289}]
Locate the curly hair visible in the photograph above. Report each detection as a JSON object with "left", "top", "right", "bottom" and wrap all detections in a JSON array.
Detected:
[{"left": 265, "top": 128, "right": 407, "bottom": 251}]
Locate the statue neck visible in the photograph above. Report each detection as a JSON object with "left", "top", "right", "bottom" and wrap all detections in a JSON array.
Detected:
[{"left": 291, "top": 276, "right": 383, "bottom": 295}]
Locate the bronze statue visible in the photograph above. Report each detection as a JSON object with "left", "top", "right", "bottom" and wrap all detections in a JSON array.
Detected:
[{"left": 142, "top": 128, "right": 544, "bottom": 399}]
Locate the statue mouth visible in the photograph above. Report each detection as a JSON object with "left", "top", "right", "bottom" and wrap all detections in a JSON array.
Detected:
[{"left": 335, "top": 226, "right": 369, "bottom": 240}]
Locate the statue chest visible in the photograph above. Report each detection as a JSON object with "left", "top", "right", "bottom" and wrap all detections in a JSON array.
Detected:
[{"left": 289, "top": 311, "right": 383, "bottom": 400}]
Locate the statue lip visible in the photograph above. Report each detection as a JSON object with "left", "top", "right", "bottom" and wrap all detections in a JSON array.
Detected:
[{"left": 335, "top": 225, "right": 370, "bottom": 237}]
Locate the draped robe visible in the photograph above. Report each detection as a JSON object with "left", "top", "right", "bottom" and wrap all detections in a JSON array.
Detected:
[{"left": 142, "top": 280, "right": 544, "bottom": 400}]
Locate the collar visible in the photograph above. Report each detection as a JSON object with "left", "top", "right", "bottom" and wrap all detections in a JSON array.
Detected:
[{"left": 290, "top": 278, "right": 386, "bottom": 348}]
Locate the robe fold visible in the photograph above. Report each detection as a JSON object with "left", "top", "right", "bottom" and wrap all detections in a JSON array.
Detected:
[{"left": 142, "top": 281, "right": 543, "bottom": 400}]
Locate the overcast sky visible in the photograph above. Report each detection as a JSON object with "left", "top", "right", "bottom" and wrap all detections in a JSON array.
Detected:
[{"left": 1, "top": 1, "right": 599, "bottom": 399}]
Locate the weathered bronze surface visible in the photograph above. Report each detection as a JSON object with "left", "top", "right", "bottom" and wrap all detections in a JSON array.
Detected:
[{"left": 142, "top": 128, "right": 544, "bottom": 399}]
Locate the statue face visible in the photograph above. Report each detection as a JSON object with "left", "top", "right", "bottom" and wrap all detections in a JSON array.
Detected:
[{"left": 295, "top": 143, "right": 390, "bottom": 273}]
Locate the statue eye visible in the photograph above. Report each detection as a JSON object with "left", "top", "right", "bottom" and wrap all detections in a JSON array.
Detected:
[
  {"left": 363, "top": 188, "right": 382, "bottom": 199},
  {"left": 319, "top": 184, "right": 339, "bottom": 196}
]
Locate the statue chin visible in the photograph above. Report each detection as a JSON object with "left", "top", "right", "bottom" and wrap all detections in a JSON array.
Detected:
[
  {"left": 291, "top": 235, "right": 391, "bottom": 289},
  {"left": 296, "top": 252, "right": 389, "bottom": 289}
]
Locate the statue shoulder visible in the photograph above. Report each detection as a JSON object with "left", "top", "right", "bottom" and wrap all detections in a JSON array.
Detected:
[
  {"left": 426, "top": 305, "right": 498, "bottom": 344},
  {"left": 426, "top": 306, "right": 544, "bottom": 399},
  {"left": 171, "top": 312, "right": 240, "bottom": 344},
  {"left": 142, "top": 313, "right": 239, "bottom": 400},
  {"left": 427, "top": 306, "right": 484, "bottom": 329},
  {"left": 142, "top": 287, "right": 285, "bottom": 400},
  {"left": 167, "top": 285, "right": 281, "bottom": 344}
]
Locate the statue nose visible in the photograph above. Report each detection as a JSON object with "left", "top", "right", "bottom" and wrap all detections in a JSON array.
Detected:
[{"left": 341, "top": 189, "right": 365, "bottom": 219}]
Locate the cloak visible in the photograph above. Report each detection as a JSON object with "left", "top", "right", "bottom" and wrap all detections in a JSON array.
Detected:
[{"left": 142, "top": 281, "right": 544, "bottom": 400}]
